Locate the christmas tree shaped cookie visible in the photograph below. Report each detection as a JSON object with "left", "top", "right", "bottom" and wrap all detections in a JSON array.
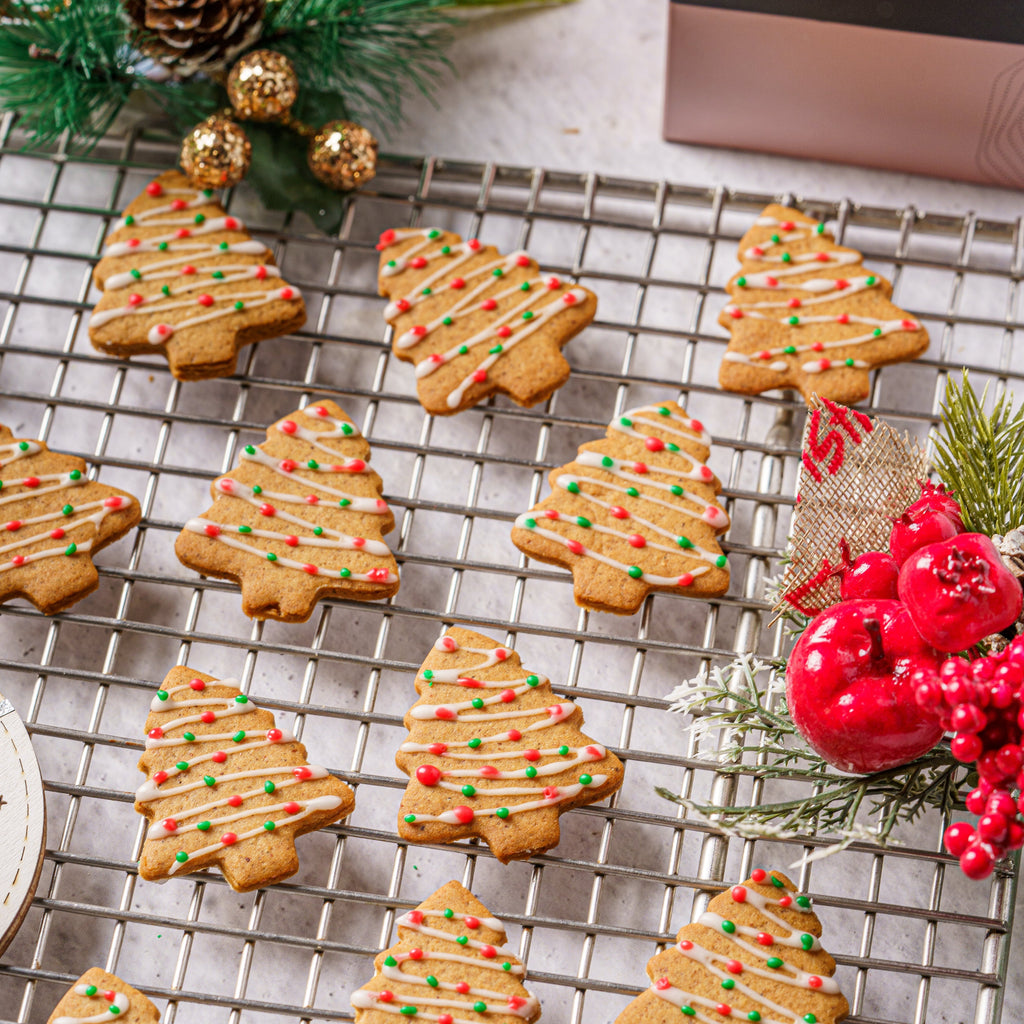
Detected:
[
  {"left": 397, "top": 626, "right": 624, "bottom": 863},
  {"left": 376, "top": 227, "right": 597, "bottom": 415},
  {"left": 175, "top": 399, "right": 399, "bottom": 621},
  {"left": 614, "top": 869, "right": 849, "bottom": 1024},
  {"left": 718, "top": 204, "right": 928, "bottom": 405},
  {"left": 511, "top": 402, "right": 730, "bottom": 615},
  {"left": 0, "top": 425, "right": 140, "bottom": 613},
  {"left": 351, "top": 880, "right": 541, "bottom": 1024},
  {"left": 90, "top": 170, "right": 306, "bottom": 380},
  {"left": 135, "top": 666, "right": 355, "bottom": 892},
  {"left": 48, "top": 968, "right": 160, "bottom": 1024}
]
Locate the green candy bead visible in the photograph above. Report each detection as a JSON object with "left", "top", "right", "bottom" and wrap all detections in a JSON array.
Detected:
[
  {"left": 473, "top": 1002, "right": 487, "bottom": 1013},
  {"left": 579, "top": 773, "right": 592, "bottom": 785},
  {"left": 796, "top": 896, "right": 811, "bottom": 908},
  {"left": 427, "top": 976, "right": 439, "bottom": 988},
  {"left": 715, "top": 555, "right": 728, "bottom": 568},
  {"left": 566, "top": 482, "right": 580, "bottom": 494},
  {"left": 233, "top": 730, "right": 246, "bottom": 743},
  {"left": 525, "top": 766, "right": 538, "bottom": 778},
  {"left": 721, "top": 978, "right": 735, "bottom": 990},
  {"left": 524, "top": 517, "right": 537, "bottom": 529},
  {"left": 175, "top": 851, "right": 189, "bottom": 863},
  {"left": 444, "top": 908, "right": 454, "bottom": 918},
  {"left": 157, "top": 690, "right": 169, "bottom": 701},
  {"left": 681, "top": 1008, "right": 696, "bottom": 1017},
  {"left": 471, "top": 697, "right": 484, "bottom": 709},
  {"left": 456, "top": 935, "right": 469, "bottom": 945},
  {"left": 558, "top": 745, "right": 569, "bottom": 756},
  {"left": 175, "top": 761, "right": 189, "bottom": 771},
  {"left": 526, "top": 675, "right": 540, "bottom": 686},
  {"left": 627, "top": 565, "right": 643, "bottom": 579},
  {"left": 495, "top": 807, "right": 510, "bottom": 819},
  {"left": 626, "top": 486, "right": 639, "bottom": 497},
  {"left": 601, "top": 455, "right": 614, "bottom": 468},
  {"left": 766, "top": 957, "right": 783, "bottom": 969},
  {"left": 183, "top": 732, "right": 195, "bottom": 742},
  {"left": 385, "top": 955, "right": 398, "bottom": 966},
  {"left": 85, "top": 985, "right": 98, "bottom": 997},
  {"left": 721, "top": 920, "right": 736, "bottom": 934},
  {"left": 264, "top": 780, "right": 276, "bottom": 793},
  {"left": 800, "top": 933, "right": 814, "bottom": 950},
  {"left": 404, "top": 814, "right": 416, "bottom": 823},
  {"left": 264, "top": 821, "right": 275, "bottom": 831},
  {"left": 467, "top": 737, "right": 482, "bottom": 749},
  {"left": 462, "top": 785, "right": 476, "bottom": 797}
]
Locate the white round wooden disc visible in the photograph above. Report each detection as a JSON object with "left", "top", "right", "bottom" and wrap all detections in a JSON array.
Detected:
[{"left": 0, "top": 691, "right": 45, "bottom": 957}]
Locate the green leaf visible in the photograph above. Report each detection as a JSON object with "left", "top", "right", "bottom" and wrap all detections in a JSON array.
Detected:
[{"left": 245, "top": 122, "right": 350, "bottom": 235}]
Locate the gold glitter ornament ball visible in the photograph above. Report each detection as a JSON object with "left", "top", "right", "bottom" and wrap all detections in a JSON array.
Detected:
[
  {"left": 308, "top": 120, "right": 379, "bottom": 191},
  {"left": 180, "top": 115, "right": 252, "bottom": 188},
  {"left": 227, "top": 49, "right": 298, "bottom": 122}
]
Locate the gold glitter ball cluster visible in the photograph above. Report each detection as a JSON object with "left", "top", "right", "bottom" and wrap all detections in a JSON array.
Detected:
[
  {"left": 307, "top": 120, "right": 379, "bottom": 191},
  {"left": 180, "top": 115, "right": 252, "bottom": 188},
  {"left": 227, "top": 49, "right": 298, "bottom": 122}
]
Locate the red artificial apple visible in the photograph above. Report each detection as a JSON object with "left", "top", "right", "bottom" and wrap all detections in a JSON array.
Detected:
[
  {"left": 898, "top": 533, "right": 1023, "bottom": 652},
  {"left": 889, "top": 506, "right": 961, "bottom": 565},
  {"left": 840, "top": 551, "right": 900, "bottom": 600},
  {"left": 786, "top": 599, "right": 945, "bottom": 774}
]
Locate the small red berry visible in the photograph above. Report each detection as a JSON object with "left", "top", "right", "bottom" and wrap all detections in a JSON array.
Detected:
[{"left": 944, "top": 821, "right": 976, "bottom": 856}]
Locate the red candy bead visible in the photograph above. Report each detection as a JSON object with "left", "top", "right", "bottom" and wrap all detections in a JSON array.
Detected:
[
  {"left": 456, "top": 982, "right": 470, "bottom": 994},
  {"left": 162, "top": 818, "right": 177, "bottom": 832},
  {"left": 429, "top": 743, "right": 448, "bottom": 755},
  {"left": 566, "top": 539, "right": 585, "bottom": 555},
  {"left": 726, "top": 960, "right": 743, "bottom": 974},
  {"left": 204, "top": 524, "right": 221, "bottom": 537},
  {"left": 750, "top": 869, "right": 767, "bottom": 882},
  {"left": 452, "top": 805, "right": 474, "bottom": 823},
  {"left": 224, "top": 217, "right": 239, "bottom": 230},
  {"left": 523, "top": 749, "right": 541, "bottom": 761},
  {"left": 284, "top": 801, "right": 301, "bottom": 815},
  {"left": 610, "top": 506, "right": 629, "bottom": 519},
  {"left": 507, "top": 729, "right": 521, "bottom": 741},
  {"left": 407, "top": 911, "right": 424, "bottom": 924},
  {"left": 465, "top": 916, "right": 480, "bottom": 929},
  {"left": 495, "top": 649, "right": 508, "bottom": 661},
  {"left": 255, "top": 265, "right": 267, "bottom": 279},
  {"left": 146, "top": 182, "right": 163, "bottom": 196},
  {"left": 228, "top": 795, "right": 243, "bottom": 807},
  {"left": 149, "top": 727, "right": 164, "bottom": 739},
  {"left": 808, "top": 976, "right": 823, "bottom": 989},
  {"left": 416, "top": 764, "right": 442, "bottom": 786},
  {"left": 266, "top": 728, "right": 283, "bottom": 742},
  {"left": 756, "top": 932, "right": 774, "bottom": 945},
  {"left": 378, "top": 991, "right": 394, "bottom": 1003},
  {"left": 409, "top": 948, "right": 423, "bottom": 960},
  {"left": 628, "top": 533, "right": 645, "bottom": 548},
  {"left": 221, "top": 832, "right": 238, "bottom": 845},
  {"left": 481, "top": 944, "right": 497, "bottom": 958},
  {"left": 645, "top": 437, "right": 665, "bottom": 452},
  {"left": 212, "top": 751, "right": 227, "bottom": 763},
  {"left": 679, "top": 940, "right": 694, "bottom": 950},
  {"left": 655, "top": 978, "right": 671, "bottom": 991},
  {"left": 435, "top": 707, "right": 455, "bottom": 720},
  {"left": 293, "top": 766, "right": 313, "bottom": 780},
  {"left": 731, "top": 886, "right": 747, "bottom": 902},
  {"left": 500, "top": 689, "right": 516, "bottom": 703},
  {"left": 472, "top": 369, "right": 488, "bottom": 382}
]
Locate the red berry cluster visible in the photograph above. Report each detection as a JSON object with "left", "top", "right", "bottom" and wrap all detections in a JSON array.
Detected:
[{"left": 913, "top": 640, "right": 1024, "bottom": 879}]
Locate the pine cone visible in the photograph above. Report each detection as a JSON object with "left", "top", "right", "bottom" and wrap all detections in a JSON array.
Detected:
[{"left": 125, "top": 0, "right": 265, "bottom": 74}]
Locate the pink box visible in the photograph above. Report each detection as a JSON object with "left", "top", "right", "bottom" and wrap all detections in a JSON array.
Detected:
[{"left": 664, "top": 2, "right": 1024, "bottom": 189}]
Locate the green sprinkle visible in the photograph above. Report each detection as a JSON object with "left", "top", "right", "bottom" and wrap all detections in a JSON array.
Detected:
[
  {"left": 175, "top": 851, "right": 189, "bottom": 863},
  {"left": 69, "top": 470, "right": 81, "bottom": 481},
  {"left": 473, "top": 1002, "right": 487, "bottom": 1013},
  {"left": 237, "top": 524, "right": 252, "bottom": 534},
  {"left": 174, "top": 760, "right": 189, "bottom": 774},
  {"left": 264, "top": 780, "right": 276, "bottom": 794},
  {"left": 264, "top": 821, "right": 275, "bottom": 831},
  {"left": 766, "top": 956, "right": 783, "bottom": 969},
  {"left": 85, "top": 985, "right": 98, "bottom": 997},
  {"left": 721, "top": 978, "right": 735, "bottom": 990},
  {"left": 520, "top": 282, "right": 530, "bottom": 291},
  {"left": 736, "top": 276, "right": 746, "bottom": 287},
  {"left": 462, "top": 785, "right": 476, "bottom": 797},
  {"left": 526, "top": 675, "right": 539, "bottom": 687},
  {"left": 423, "top": 669, "right": 434, "bottom": 681},
  {"left": 681, "top": 1008, "right": 696, "bottom": 1017},
  {"left": 781, "top": 252, "right": 792, "bottom": 263},
  {"left": 161, "top": 284, "right": 170, "bottom": 296},
  {"left": 620, "top": 417, "right": 633, "bottom": 428},
  {"left": 443, "top": 316, "right": 454, "bottom": 326},
  {"left": 130, "top": 268, "right": 142, "bottom": 280},
  {"left": 771, "top": 233, "right": 780, "bottom": 244},
  {"left": 404, "top": 814, "right": 416, "bottom": 823},
  {"left": 387, "top": 260, "right": 396, "bottom": 268},
  {"left": 307, "top": 459, "right": 319, "bottom": 469},
  {"left": 244, "top": 445, "right": 256, "bottom": 455},
  {"left": 626, "top": 486, "right": 639, "bottom": 497},
  {"left": 558, "top": 745, "right": 570, "bottom": 756},
  {"left": 157, "top": 690, "right": 169, "bottom": 701},
  {"left": 64, "top": 543, "right": 77, "bottom": 556},
  {"left": 428, "top": 229, "right": 440, "bottom": 239},
  {"left": 489, "top": 344, "right": 503, "bottom": 354},
  {"left": 313, "top": 526, "right": 323, "bottom": 536},
  {"left": 800, "top": 933, "right": 815, "bottom": 950},
  {"left": 339, "top": 498, "right": 352, "bottom": 507},
  {"left": 796, "top": 896, "right": 811, "bottom": 908},
  {"left": 194, "top": 213, "right": 205, "bottom": 224},
  {"left": 235, "top": 694, "right": 248, "bottom": 704},
  {"left": 458, "top": 344, "right": 469, "bottom": 355},
  {"left": 803, "top": 1017, "right": 817, "bottom": 1024},
  {"left": 748, "top": 1014, "right": 762, "bottom": 1022},
  {"left": 721, "top": 920, "right": 736, "bottom": 934},
  {"left": 183, "top": 732, "right": 195, "bottom": 742},
  {"left": 456, "top": 935, "right": 469, "bottom": 945},
  {"left": 204, "top": 775, "right": 216, "bottom": 787},
  {"left": 427, "top": 975, "right": 439, "bottom": 988},
  {"left": 771, "top": 875, "right": 784, "bottom": 887},
  {"left": 340, "top": 567, "right": 351, "bottom": 578},
  {"left": 211, "top": 270, "right": 224, "bottom": 280},
  {"left": 579, "top": 773, "right": 593, "bottom": 785},
  {"left": 566, "top": 481, "right": 580, "bottom": 494},
  {"left": 866, "top": 275, "right": 877, "bottom": 285},
  {"left": 342, "top": 423, "right": 354, "bottom": 435},
  {"left": 399, "top": 1006, "right": 417, "bottom": 1017},
  {"left": 788, "top": 315, "right": 799, "bottom": 325},
  {"left": 17, "top": 442, "right": 28, "bottom": 451},
  {"left": 525, "top": 766, "right": 538, "bottom": 778},
  {"left": 471, "top": 697, "right": 484, "bottom": 709},
  {"left": 783, "top": 345, "right": 796, "bottom": 354},
  {"left": 158, "top": 241, "right": 168, "bottom": 251},
  {"left": 524, "top": 517, "right": 537, "bottom": 529},
  {"left": 234, "top": 301, "right": 244, "bottom": 311},
  {"left": 816, "top": 223, "right": 825, "bottom": 234},
  {"left": 667, "top": 443, "right": 679, "bottom": 452},
  {"left": 715, "top": 555, "right": 728, "bottom": 568},
  {"left": 627, "top": 565, "right": 643, "bottom": 579},
  {"left": 385, "top": 956, "right": 398, "bottom": 966},
  {"left": 670, "top": 484, "right": 684, "bottom": 496},
  {"left": 203, "top": 189, "right": 213, "bottom": 198},
  {"left": 872, "top": 327, "right": 882, "bottom": 336},
  {"left": 251, "top": 485, "right": 262, "bottom": 495},
  {"left": 444, "top": 908, "right": 454, "bottom": 918},
  {"left": 677, "top": 536, "right": 694, "bottom": 549},
  {"left": 266, "top": 552, "right": 277, "bottom": 562},
  {"left": 575, "top": 516, "right": 591, "bottom": 528},
  {"left": 601, "top": 455, "right": 615, "bottom": 467},
  {"left": 522, "top": 310, "right": 533, "bottom": 320},
  {"left": 421, "top": 287, "right": 431, "bottom": 296},
  {"left": 845, "top": 357, "right": 855, "bottom": 367},
  {"left": 492, "top": 268, "right": 503, "bottom": 277},
  {"left": 219, "top": 241, "right": 229, "bottom": 251},
  {"left": 502, "top": 962, "right": 512, "bottom": 971},
  {"left": 441, "top": 246, "right": 450, "bottom": 255},
  {"left": 495, "top": 807, "right": 510, "bottom": 819},
  {"left": 658, "top": 406, "right": 671, "bottom": 416},
  {"left": 233, "top": 730, "right": 246, "bottom": 743},
  {"left": 124, "top": 216, "right": 134, "bottom": 227},
  {"left": 62, "top": 503, "right": 73, "bottom": 516},
  {"left": 468, "top": 737, "right": 482, "bottom": 749}
]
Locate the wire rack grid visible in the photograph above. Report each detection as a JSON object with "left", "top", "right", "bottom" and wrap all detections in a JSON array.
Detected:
[{"left": 0, "top": 120, "right": 1019, "bottom": 1024}]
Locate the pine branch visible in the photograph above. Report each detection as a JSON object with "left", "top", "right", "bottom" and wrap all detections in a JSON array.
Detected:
[
  {"left": 933, "top": 370, "right": 1024, "bottom": 536},
  {"left": 661, "top": 655, "right": 971, "bottom": 849},
  {"left": 0, "top": 0, "right": 137, "bottom": 149}
]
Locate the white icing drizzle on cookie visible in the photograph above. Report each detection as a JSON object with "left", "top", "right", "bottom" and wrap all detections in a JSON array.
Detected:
[
  {"left": 182, "top": 405, "right": 397, "bottom": 586},
  {"left": 92, "top": 178, "right": 302, "bottom": 348},
  {"left": 513, "top": 404, "right": 729, "bottom": 590},
  {"left": 649, "top": 873, "right": 841, "bottom": 1024},
  {"left": 351, "top": 904, "right": 539, "bottom": 1021},
  {"left": 52, "top": 985, "right": 130, "bottom": 1024},
  {"left": 399, "top": 635, "right": 611, "bottom": 827},
  {"left": 377, "top": 226, "right": 589, "bottom": 409},
  {"left": 723, "top": 213, "right": 920, "bottom": 375},
  {"left": 136, "top": 676, "right": 345, "bottom": 875},
  {"left": 0, "top": 440, "right": 135, "bottom": 575}
]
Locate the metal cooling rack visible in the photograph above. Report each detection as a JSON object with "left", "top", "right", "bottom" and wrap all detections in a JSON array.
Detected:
[{"left": 0, "top": 118, "right": 1019, "bottom": 1024}]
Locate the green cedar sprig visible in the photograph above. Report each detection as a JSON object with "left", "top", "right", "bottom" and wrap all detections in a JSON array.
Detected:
[
  {"left": 932, "top": 370, "right": 1024, "bottom": 537},
  {"left": 660, "top": 655, "right": 970, "bottom": 847}
]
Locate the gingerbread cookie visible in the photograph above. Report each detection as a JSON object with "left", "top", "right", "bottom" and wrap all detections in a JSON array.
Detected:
[
  {"left": 175, "top": 400, "right": 399, "bottom": 621},
  {"left": 90, "top": 170, "right": 306, "bottom": 380},
  {"left": 396, "top": 626, "right": 624, "bottom": 863},
  {"left": 352, "top": 880, "right": 540, "bottom": 1023},
  {"left": 511, "top": 402, "right": 730, "bottom": 614},
  {"left": 0, "top": 426, "right": 140, "bottom": 613},
  {"left": 615, "top": 869, "right": 848, "bottom": 1024},
  {"left": 48, "top": 968, "right": 160, "bottom": 1024},
  {"left": 376, "top": 227, "right": 597, "bottom": 415},
  {"left": 718, "top": 204, "right": 928, "bottom": 405},
  {"left": 135, "top": 666, "right": 355, "bottom": 892}
]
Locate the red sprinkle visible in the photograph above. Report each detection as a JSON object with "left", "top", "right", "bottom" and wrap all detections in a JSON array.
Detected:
[
  {"left": 128, "top": 293, "right": 144, "bottom": 307},
  {"left": 409, "top": 948, "right": 423, "bottom": 960},
  {"left": 395, "top": 298, "right": 410, "bottom": 312},
  {"left": 751, "top": 246, "right": 764, "bottom": 257},
  {"left": 442, "top": 637, "right": 457, "bottom": 651},
  {"left": 267, "top": 728, "right": 283, "bottom": 742},
  {"left": 170, "top": 198, "right": 186, "bottom": 211},
  {"left": 632, "top": 462, "right": 648, "bottom": 474},
  {"left": 817, "top": 358, "right": 831, "bottom": 370},
  {"left": 49, "top": 528, "right": 64, "bottom": 540},
  {"left": 259, "top": 503, "right": 276, "bottom": 516},
  {"left": 816, "top": 252, "right": 830, "bottom": 261},
  {"left": 284, "top": 801, "right": 301, "bottom": 815},
  {"left": 808, "top": 977, "right": 823, "bottom": 989},
  {"left": 181, "top": 265, "right": 196, "bottom": 275},
  {"left": 481, "top": 945, "right": 497, "bottom": 958},
  {"left": 430, "top": 353, "right": 443, "bottom": 363},
  {"left": 543, "top": 509, "right": 559, "bottom": 519},
  {"left": 410, "top": 256, "right": 427, "bottom": 269},
  {"left": 352, "top": 537, "right": 366, "bottom": 548},
  {"left": 835, "top": 279, "right": 849, "bottom": 290},
  {"left": 435, "top": 707, "right": 455, "bottom": 721},
  {"left": 378, "top": 991, "right": 394, "bottom": 1004},
  {"left": 228, "top": 795, "right": 243, "bottom": 807},
  {"left": 757, "top": 350, "right": 772, "bottom": 361},
  {"left": 731, "top": 886, "right": 747, "bottom": 902},
  {"left": 515, "top": 255, "right": 530, "bottom": 267},
  {"left": 610, "top": 506, "right": 629, "bottom": 519},
  {"left": 472, "top": 369, "right": 488, "bottom": 382},
  {"left": 837, "top": 313, "right": 850, "bottom": 324},
  {"left": 201, "top": 711, "right": 216, "bottom": 723},
  {"left": 566, "top": 539, "right": 584, "bottom": 555},
  {"left": 452, "top": 805, "right": 474, "bottom": 823},
  {"left": 765, "top": 276, "right": 778, "bottom": 287},
  {"left": 204, "top": 523, "right": 221, "bottom": 537},
  {"left": 645, "top": 437, "right": 665, "bottom": 452},
  {"left": 507, "top": 729, "right": 521, "bottom": 741},
  {"left": 305, "top": 495, "right": 319, "bottom": 504},
  {"left": 293, "top": 766, "right": 313, "bottom": 780},
  {"left": 377, "top": 229, "right": 396, "bottom": 249},
  {"left": 450, "top": 277, "right": 466, "bottom": 290},
  {"left": 546, "top": 276, "right": 561, "bottom": 289},
  {"left": 224, "top": 217, "right": 238, "bottom": 230},
  {"left": 756, "top": 932, "right": 774, "bottom": 946},
  {"left": 284, "top": 535, "right": 299, "bottom": 546},
  {"left": 543, "top": 786, "right": 559, "bottom": 799},
  {"left": 523, "top": 749, "right": 541, "bottom": 762},
  {"left": 787, "top": 298, "right": 801, "bottom": 308},
  {"left": 495, "top": 649, "right": 508, "bottom": 661},
  {"left": 149, "top": 727, "right": 164, "bottom": 739},
  {"left": 480, "top": 298, "right": 497, "bottom": 310},
  {"left": 302, "top": 564, "right": 318, "bottom": 575},
  {"left": 562, "top": 292, "right": 577, "bottom": 304},
  {"left": 279, "top": 287, "right": 294, "bottom": 301},
  {"left": 102, "top": 992, "right": 116, "bottom": 1004},
  {"left": 677, "top": 573, "right": 694, "bottom": 587},
  {"left": 729, "top": 308, "right": 743, "bottom": 319},
  {"left": 127, "top": 238, "right": 140, "bottom": 248},
  {"left": 416, "top": 764, "right": 442, "bottom": 786},
  {"left": 586, "top": 746, "right": 601, "bottom": 757},
  {"left": 480, "top": 766, "right": 499, "bottom": 778},
  {"left": 146, "top": 182, "right": 163, "bottom": 197},
  {"left": 428, "top": 743, "right": 447, "bottom": 755},
  {"left": 4, "top": 521, "right": 19, "bottom": 531},
  {"left": 439, "top": 1016, "right": 453, "bottom": 1024},
  {"left": 680, "top": 940, "right": 695, "bottom": 951},
  {"left": 778, "top": 895, "right": 793, "bottom": 908},
  {"left": 500, "top": 689, "right": 516, "bottom": 703},
  {"left": 780, "top": 221, "right": 794, "bottom": 230},
  {"left": 700, "top": 466, "right": 714, "bottom": 480},
  {"left": 23, "top": 477, "right": 39, "bottom": 488},
  {"left": 411, "top": 325, "right": 428, "bottom": 336},
  {"left": 221, "top": 832, "right": 238, "bottom": 846},
  {"left": 162, "top": 818, "right": 177, "bottom": 832},
  {"left": 407, "top": 910, "right": 424, "bottom": 924},
  {"left": 153, "top": 771, "right": 168, "bottom": 784},
  {"left": 655, "top": 978, "right": 671, "bottom": 991},
  {"left": 497, "top": 325, "right": 512, "bottom": 338},
  {"left": 175, "top": 228, "right": 190, "bottom": 239},
  {"left": 212, "top": 751, "right": 227, "bottom": 763},
  {"left": 628, "top": 534, "right": 645, "bottom": 548},
  {"left": 456, "top": 982, "right": 470, "bottom": 995},
  {"left": 155, "top": 324, "right": 171, "bottom": 336},
  {"left": 255, "top": 265, "right": 267, "bottom": 280},
  {"left": 280, "top": 459, "right": 297, "bottom": 473},
  {"left": 467, "top": 239, "right": 481, "bottom": 250},
  {"left": 716, "top": 1004, "right": 732, "bottom": 1017},
  {"left": 811, "top": 341, "right": 825, "bottom": 352},
  {"left": 726, "top": 960, "right": 743, "bottom": 974},
  {"left": 103, "top": 497, "right": 123, "bottom": 508},
  {"left": 901, "top": 319, "right": 917, "bottom": 329},
  {"left": 465, "top": 916, "right": 480, "bottom": 929}
]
